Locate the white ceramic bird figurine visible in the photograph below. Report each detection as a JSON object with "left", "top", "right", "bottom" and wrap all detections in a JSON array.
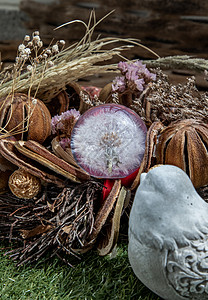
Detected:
[{"left": 128, "top": 165, "right": 208, "bottom": 300}]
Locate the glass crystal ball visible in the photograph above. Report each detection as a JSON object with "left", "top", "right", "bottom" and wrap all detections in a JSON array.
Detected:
[{"left": 71, "top": 103, "right": 147, "bottom": 179}]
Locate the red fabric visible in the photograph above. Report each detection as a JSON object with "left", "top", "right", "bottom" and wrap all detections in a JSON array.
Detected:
[
  {"left": 102, "top": 179, "right": 115, "bottom": 202},
  {"left": 102, "top": 168, "right": 139, "bottom": 201},
  {"left": 121, "top": 168, "right": 139, "bottom": 187}
]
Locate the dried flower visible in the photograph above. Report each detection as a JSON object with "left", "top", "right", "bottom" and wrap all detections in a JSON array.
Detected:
[
  {"left": 33, "top": 35, "right": 41, "bottom": 43},
  {"left": 112, "top": 76, "right": 126, "bottom": 93},
  {"left": 133, "top": 70, "right": 208, "bottom": 124},
  {"left": 27, "top": 65, "right": 33, "bottom": 72},
  {"left": 51, "top": 109, "right": 81, "bottom": 148},
  {"left": 71, "top": 104, "right": 147, "bottom": 178},
  {"left": 52, "top": 44, "right": 59, "bottom": 53},
  {"left": 48, "top": 61, "right": 54, "bottom": 67},
  {"left": 112, "top": 60, "right": 156, "bottom": 95},
  {"left": 24, "top": 48, "right": 31, "bottom": 56},
  {"left": 18, "top": 44, "right": 25, "bottom": 52},
  {"left": 28, "top": 41, "right": 33, "bottom": 47},
  {"left": 59, "top": 40, "right": 66, "bottom": 46},
  {"left": 59, "top": 137, "right": 71, "bottom": 150},
  {"left": 24, "top": 35, "right": 30, "bottom": 42},
  {"left": 46, "top": 49, "right": 52, "bottom": 55},
  {"left": 21, "top": 54, "right": 28, "bottom": 61},
  {"left": 37, "top": 41, "right": 43, "bottom": 48}
]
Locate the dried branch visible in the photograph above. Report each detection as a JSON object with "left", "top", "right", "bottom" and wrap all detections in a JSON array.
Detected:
[
  {"left": 0, "top": 11, "right": 158, "bottom": 102},
  {"left": 131, "top": 70, "right": 208, "bottom": 125},
  {"left": 0, "top": 181, "right": 103, "bottom": 266}
]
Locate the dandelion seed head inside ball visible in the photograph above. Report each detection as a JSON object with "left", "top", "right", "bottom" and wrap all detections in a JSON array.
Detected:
[{"left": 71, "top": 104, "right": 147, "bottom": 178}]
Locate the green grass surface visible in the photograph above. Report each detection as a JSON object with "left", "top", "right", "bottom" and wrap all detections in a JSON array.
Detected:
[{"left": 0, "top": 244, "right": 160, "bottom": 300}]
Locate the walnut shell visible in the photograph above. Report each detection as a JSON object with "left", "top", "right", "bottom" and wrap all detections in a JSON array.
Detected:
[
  {"left": 156, "top": 119, "right": 208, "bottom": 188},
  {"left": 9, "top": 169, "right": 41, "bottom": 199},
  {"left": 0, "top": 93, "right": 51, "bottom": 143}
]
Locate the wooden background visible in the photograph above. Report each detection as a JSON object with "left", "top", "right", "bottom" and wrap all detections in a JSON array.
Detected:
[{"left": 1, "top": 0, "right": 208, "bottom": 88}]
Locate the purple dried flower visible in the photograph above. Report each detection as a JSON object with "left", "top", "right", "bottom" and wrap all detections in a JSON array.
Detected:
[
  {"left": 125, "top": 67, "right": 137, "bottom": 82},
  {"left": 56, "top": 122, "right": 64, "bottom": 131},
  {"left": 51, "top": 109, "right": 80, "bottom": 136},
  {"left": 61, "top": 109, "right": 80, "bottom": 121},
  {"left": 112, "top": 60, "right": 156, "bottom": 95},
  {"left": 51, "top": 115, "right": 61, "bottom": 134},
  {"left": 142, "top": 67, "right": 156, "bottom": 82},
  {"left": 59, "top": 137, "right": 71, "bottom": 150},
  {"left": 118, "top": 61, "right": 129, "bottom": 74},
  {"left": 135, "top": 78, "right": 145, "bottom": 91},
  {"left": 112, "top": 76, "right": 126, "bottom": 93}
]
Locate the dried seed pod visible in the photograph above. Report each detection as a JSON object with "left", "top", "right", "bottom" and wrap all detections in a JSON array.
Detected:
[
  {"left": 99, "top": 83, "right": 112, "bottom": 103},
  {"left": 0, "top": 136, "right": 17, "bottom": 193},
  {"left": 87, "top": 179, "right": 121, "bottom": 245},
  {"left": 15, "top": 140, "right": 90, "bottom": 182},
  {"left": 0, "top": 93, "right": 51, "bottom": 143},
  {"left": 44, "top": 82, "right": 92, "bottom": 115},
  {"left": 9, "top": 169, "right": 41, "bottom": 199},
  {"left": 156, "top": 119, "right": 208, "bottom": 188},
  {"left": 51, "top": 136, "right": 80, "bottom": 168},
  {"left": 65, "top": 82, "right": 91, "bottom": 114},
  {"left": 97, "top": 186, "right": 129, "bottom": 256},
  {"left": 0, "top": 153, "right": 17, "bottom": 194},
  {"left": 0, "top": 139, "right": 65, "bottom": 186},
  {"left": 45, "top": 90, "right": 69, "bottom": 117}
]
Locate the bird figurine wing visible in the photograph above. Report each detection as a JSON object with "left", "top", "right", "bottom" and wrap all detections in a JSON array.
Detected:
[{"left": 128, "top": 165, "right": 208, "bottom": 300}]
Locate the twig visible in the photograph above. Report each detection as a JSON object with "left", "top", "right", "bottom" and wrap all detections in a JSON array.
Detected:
[{"left": 0, "top": 181, "right": 102, "bottom": 266}]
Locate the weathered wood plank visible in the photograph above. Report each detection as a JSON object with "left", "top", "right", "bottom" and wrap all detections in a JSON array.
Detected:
[{"left": 18, "top": 0, "right": 208, "bottom": 60}]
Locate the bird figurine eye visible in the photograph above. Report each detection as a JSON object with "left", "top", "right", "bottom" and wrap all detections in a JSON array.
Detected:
[{"left": 70, "top": 103, "right": 147, "bottom": 178}]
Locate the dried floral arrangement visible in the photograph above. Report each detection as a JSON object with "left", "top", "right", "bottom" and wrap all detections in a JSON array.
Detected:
[{"left": 0, "top": 11, "right": 207, "bottom": 266}]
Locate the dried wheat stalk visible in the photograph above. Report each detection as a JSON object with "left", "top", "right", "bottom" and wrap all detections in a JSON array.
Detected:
[{"left": 145, "top": 55, "right": 208, "bottom": 73}]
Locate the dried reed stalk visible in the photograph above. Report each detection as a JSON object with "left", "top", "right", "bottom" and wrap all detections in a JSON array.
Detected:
[
  {"left": 0, "top": 11, "right": 158, "bottom": 103},
  {"left": 145, "top": 55, "right": 208, "bottom": 73},
  {"left": 0, "top": 50, "right": 119, "bottom": 101}
]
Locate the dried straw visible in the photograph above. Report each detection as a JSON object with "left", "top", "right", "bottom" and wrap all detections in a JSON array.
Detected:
[
  {"left": 0, "top": 11, "right": 158, "bottom": 102},
  {"left": 145, "top": 55, "right": 208, "bottom": 73}
]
